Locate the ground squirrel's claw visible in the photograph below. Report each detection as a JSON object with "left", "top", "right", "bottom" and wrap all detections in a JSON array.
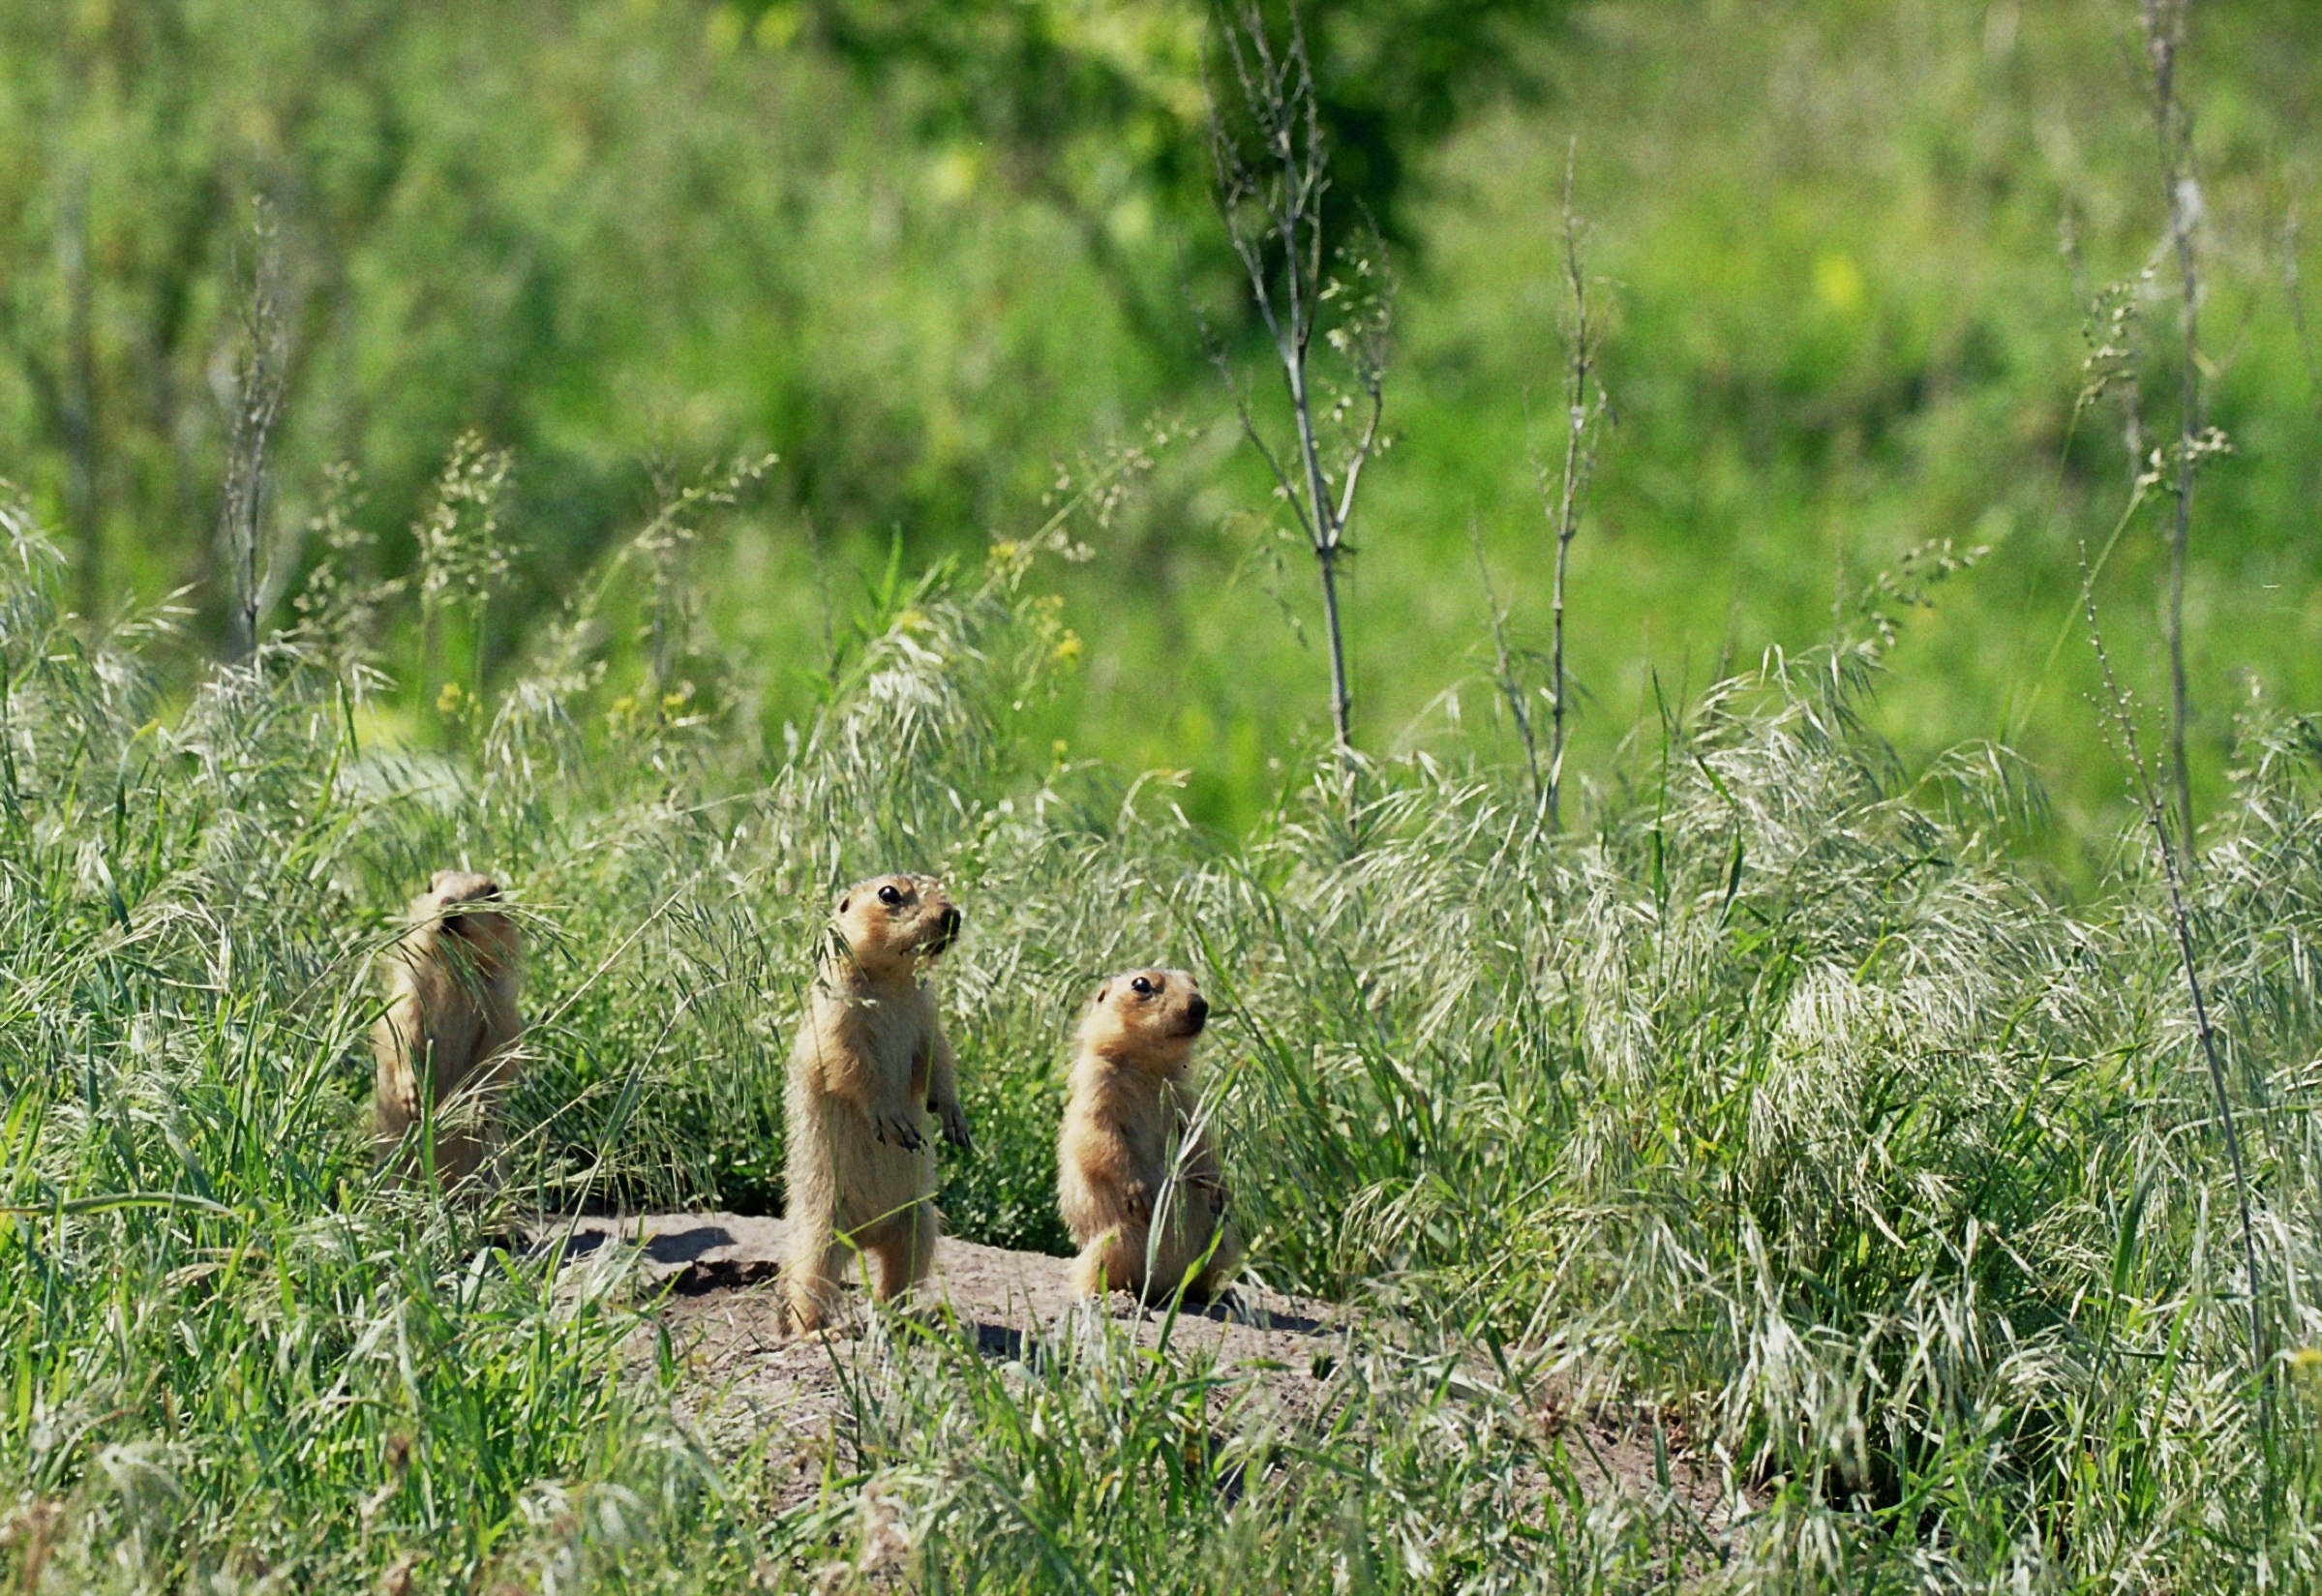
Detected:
[
  {"left": 938, "top": 1101, "right": 973, "bottom": 1152},
  {"left": 873, "top": 1111, "right": 922, "bottom": 1152}
]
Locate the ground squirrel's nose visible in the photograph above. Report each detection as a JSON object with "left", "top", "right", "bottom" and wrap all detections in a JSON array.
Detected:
[
  {"left": 1187, "top": 994, "right": 1210, "bottom": 1031},
  {"left": 943, "top": 905, "right": 962, "bottom": 937}
]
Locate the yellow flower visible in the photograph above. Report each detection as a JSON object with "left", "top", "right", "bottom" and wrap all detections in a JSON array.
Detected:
[
  {"left": 436, "top": 680, "right": 466, "bottom": 713},
  {"left": 928, "top": 146, "right": 980, "bottom": 203},
  {"left": 752, "top": 2, "right": 802, "bottom": 47},
  {"left": 1051, "top": 629, "right": 1083, "bottom": 668},
  {"left": 1814, "top": 251, "right": 1865, "bottom": 314}
]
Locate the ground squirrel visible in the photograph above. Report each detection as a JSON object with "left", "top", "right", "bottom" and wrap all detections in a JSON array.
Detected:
[
  {"left": 372, "top": 870, "right": 525, "bottom": 1189},
  {"left": 780, "top": 873, "right": 971, "bottom": 1332},
  {"left": 1058, "top": 966, "right": 1242, "bottom": 1302}
]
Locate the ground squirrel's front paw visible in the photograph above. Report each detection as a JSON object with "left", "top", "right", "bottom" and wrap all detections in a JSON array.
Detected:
[
  {"left": 872, "top": 1110, "right": 924, "bottom": 1153},
  {"left": 936, "top": 1099, "right": 973, "bottom": 1152}
]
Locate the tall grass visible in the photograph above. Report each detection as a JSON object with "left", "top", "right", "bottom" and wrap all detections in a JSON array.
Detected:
[{"left": 1, "top": 470, "right": 2317, "bottom": 1590}]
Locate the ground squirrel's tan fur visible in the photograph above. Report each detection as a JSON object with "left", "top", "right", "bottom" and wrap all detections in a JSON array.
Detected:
[
  {"left": 371, "top": 870, "right": 525, "bottom": 1189},
  {"left": 780, "top": 874, "right": 971, "bottom": 1332},
  {"left": 1058, "top": 967, "right": 1242, "bottom": 1301}
]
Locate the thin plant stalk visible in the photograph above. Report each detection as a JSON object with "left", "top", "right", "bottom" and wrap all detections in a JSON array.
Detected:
[
  {"left": 2079, "top": 548, "right": 2269, "bottom": 1433},
  {"left": 411, "top": 432, "right": 512, "bottom": 738},
  {"left": 2141, "top": 0, "right": 2203, "bottom": 850},
  {"left": 59, "top": 166, "right": 101, "bottom": 627}
]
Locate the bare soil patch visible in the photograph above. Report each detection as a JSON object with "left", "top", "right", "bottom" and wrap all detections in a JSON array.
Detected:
[{"left": 544, "top": 1213, "right": 1745, "bottom": 1530}]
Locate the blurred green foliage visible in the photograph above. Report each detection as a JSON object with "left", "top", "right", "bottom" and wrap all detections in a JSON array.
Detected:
[{"left": 2, "top": 0, "right": 2320, "bottom": 872}]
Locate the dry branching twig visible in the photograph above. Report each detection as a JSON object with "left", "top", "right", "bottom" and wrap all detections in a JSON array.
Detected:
[
  {"left": 217, "top": 197, "right": 290, "bottom": 662},
  {"left": 1203, "top": 0, "right": 1391, "bottom": 786},
  {"left": 2139, "top": 0, "right": 2208, "bottom": 852},
  {"left": 1533, "top": 142, "right": 1610, "bottom": 832},
  {"left": 1468, "top": 512, "right": 1542, "bottom": 808}
]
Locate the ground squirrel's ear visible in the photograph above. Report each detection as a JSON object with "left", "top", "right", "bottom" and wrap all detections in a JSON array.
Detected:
[{"left": 839, "top": 894, "right": 852, "bottom": 915}]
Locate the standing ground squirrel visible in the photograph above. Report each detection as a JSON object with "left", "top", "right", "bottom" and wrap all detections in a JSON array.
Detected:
[
  {"left": 780, "top": 873, "right": 971, "bottom": 1332},
  {"left": 1057, "top": 966, "right": 1243, "bottom": 1302},
  {"left": 372, "top": 870, "right": 525, "bottom": 1189}
]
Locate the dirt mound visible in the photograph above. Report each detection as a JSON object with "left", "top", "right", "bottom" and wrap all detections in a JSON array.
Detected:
[{"left": 544, "top": 1213, "right": 1741, "bottom": 1527}]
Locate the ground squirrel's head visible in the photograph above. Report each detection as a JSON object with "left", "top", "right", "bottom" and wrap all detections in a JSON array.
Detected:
[
  {"left": 1077, "top": 967, "right": 1209, "bottom": 1069},
  {"left": 828, "top": 874, "right": 962, "bottom": 975},
  {"left": 410, "top": 869, "right": 520, "bottom": 975}
]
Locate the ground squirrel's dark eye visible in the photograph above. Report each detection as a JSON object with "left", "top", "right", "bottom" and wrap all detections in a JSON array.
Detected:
[
  {"left": 876, "top": 884, "right": 903, "bottom": 907},
  {"left": 1130, "top": 975, "right": 1155, "bottom": 997}
]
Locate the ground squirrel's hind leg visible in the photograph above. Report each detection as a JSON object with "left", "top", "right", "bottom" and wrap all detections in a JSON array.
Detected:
[
  {"left": 1189, "top": 1219, "right": 1245, "bottom": 1301},
  {"left": 781, "top": 1209, "right": 845, "bottom": 1333},
  {"left": 434, "top": 1120, "right": 494, "bottom": 1191},
  {"left": 865, "top": 1200, "right": 939, "bottom": 1304},
  {"left": 1071, "top": 1224, "right": 1146, "bottom": 1297}
]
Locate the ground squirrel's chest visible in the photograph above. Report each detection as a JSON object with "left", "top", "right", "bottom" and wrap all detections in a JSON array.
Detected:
[
  {"left": 818, "top": 981, "right": 931, "bottom": 1068},
  {"left": 1089, "top": 1072, "right": 1191, "bottom": 1158}
]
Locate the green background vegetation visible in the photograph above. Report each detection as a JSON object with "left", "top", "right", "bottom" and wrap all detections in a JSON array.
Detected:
[{"left": 6, "top": 0, "right": 2320, "bottom": 865}]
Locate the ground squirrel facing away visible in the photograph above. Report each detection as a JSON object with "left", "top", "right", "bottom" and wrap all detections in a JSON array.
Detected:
[
  {"left": 1058, "top": 967, "right": 1243, "bottom": 1302},
  {"left": 371, "top": 870, "right": 525, "bottom": 1189},
  {"left": 780, "top": 874, "right": 972, "bottom": 1332}
]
